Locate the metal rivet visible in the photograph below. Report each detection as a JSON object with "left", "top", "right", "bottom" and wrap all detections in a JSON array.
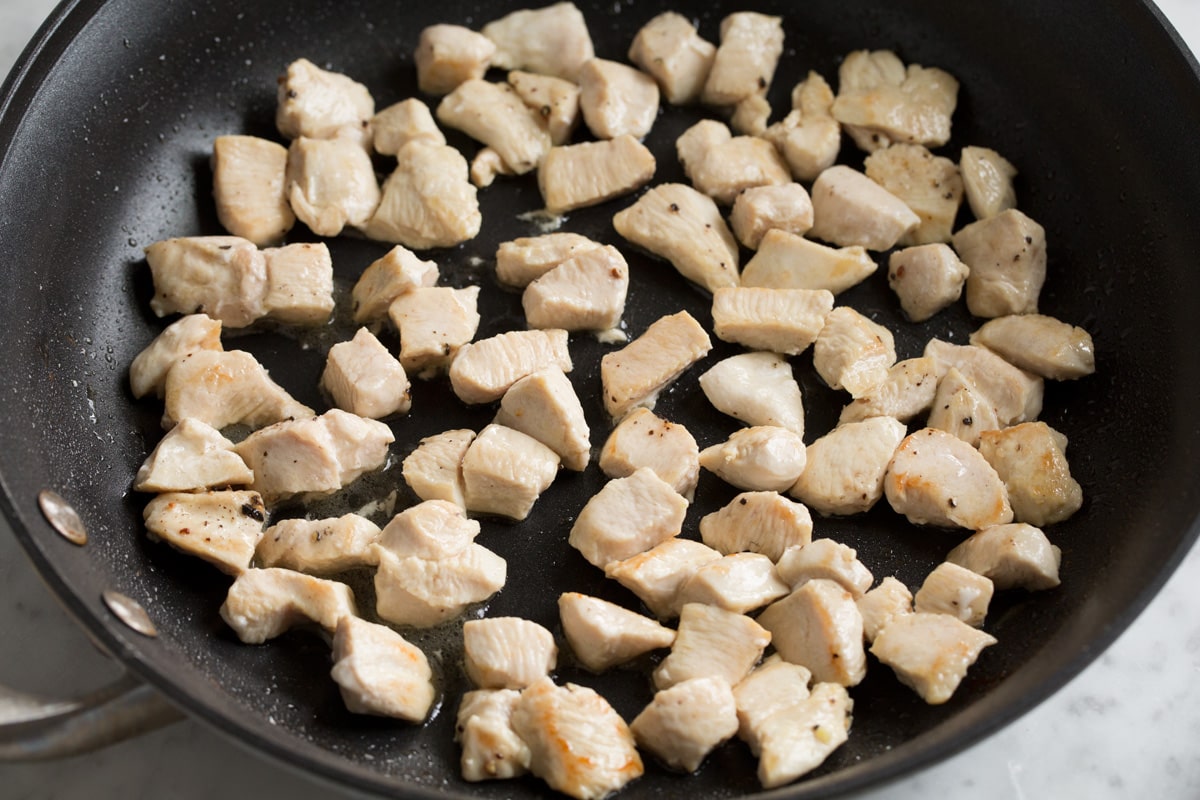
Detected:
[
  {"left": 37, "top": 489, "right": 88, "bottom": 546},
  {"left": 102, "top": 590, "right": 158, "bottom": 638}
]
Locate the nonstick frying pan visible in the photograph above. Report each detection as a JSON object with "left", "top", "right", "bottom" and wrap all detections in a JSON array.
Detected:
[{"left": 3, "top": 0, "right": 1200, "bottom": 797}]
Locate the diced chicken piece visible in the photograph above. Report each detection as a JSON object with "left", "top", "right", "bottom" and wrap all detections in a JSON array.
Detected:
[
  {"left": 701, "top": 12, "right": 784, "bottom": 107},
  {"left": 598, "top": 408, "right": 699, "bottom": 500},
  {"left": 711, "top": 287, "right": 832, "bottom": 357},
  {"left": 754, "top": 682, "right": 853, "bottom": 789},
  {"left": 864, "top": 143, "right": 962, "bottom": 245},
  {"left": 134, "top": 418, "right": 253, "bottom": 493},
  {"left": 495, "top": 233, "right": 603, "bottom": 289},
  {"left": 457, "top": 689, "right": 531, "bottom": 782},
  {"left": 464, "top": 618, "right": 557, "bottom": 689},
  {"left": 699, "top": 351, "right": 805, "bottom": 435},
  {"left": 677, "top": 552, "right": 789, "bottom": 614},
  {"left": 495, "top": 367, "right": 590, "bottom": 472},
  {"left": 653, "top": 602, "right": 771, "bottom": 690},
  {"left": 790, "top": 415, "right": 906, "bottom": 516},
  {"left": 374, "top": 544, "right": 506, "bottom": 628},
  {"left": 961, "top": 145, "right": 1018, "bottom": 220},
  {"left": 763, "top": 72, "right": 841, "bottom": 182},
  {"left": 365, "top": 140, "right": 482, "bottom": 249},
  {"left": 539, "top": 135, "right": 656, "bottom": 215},
  {"left": 261, "top": 242, "right": 334, "bottom": 325},
  {"left": 729, "top": 183, "right": 814, "bottom": 250},
  {"left": 946, "top": 522, "right": 1062, "bottom": 591},
  {"left": 887, "top": 243, "right": 970, "bottom": 322},
  {"left": 953, "top": 208, "right": 1047, "bottom": 318},
  {"left": 331, "top": 616, "right": 435, "bottom": 722},
  {"left": 699, "top": 426, "right": 807, "bottom": 493},
  {"left": 371, "top": 99, "right": 446, "bottom": 156},
  {"left": 482, "top": 2, "right": 595, "bottom": 82},
  {"left": 220, "top": 567, "right": 355, "bottom": 643},
  {"left": 884, "top": 427, "right": 1014, "bottom": 530},
  {"left": 508, "top": 70, "right": 581, "bottom": 145},
  {"left": 275, "top": 58, "right": 373, "bottom": 144},
  {"left": 970, "top": 314, "right": 1096, "bottom": 380},
  {"left": 831, "top": 50, "right": 958, "bottom": 153},
  {"left": 730, "top": 94, "right": 771, "bottom": 136},
  {"left": 402, "top": 429, "right": 475, "bottom": 508},
  {"left": 286, "top": 137, "right": 381, "bottom": 237},
  {"left": 211, "top": 135, "right": 295, "bottom": 245},
  {"left": 146, "top": 236, "right": 266, "bottom": 328},
  {"left": 569, "top": 467, "right": 687, "bottom": 569},
  {"left": 741, "top": 230, "right": 877, "bottom": 299},
  {"left": 857, "top": 576, "right": 913, "bottom": 642},
  {"left": 605, "top": 538, "right": 723, "bottom": 619},
  {"left": 523, "top": 244, "right": 629, "bottom": 331},
  {"left": 813, "top": 306, "right": 897, "bottom": 397},
  {"left": 628, "top": 12, "right": 715, "bottom": 106},
  {"left": 577, "top": 58, "right": 659, "bottom": 140},
  {"left": 600, "top": 310, "right": 711, "bottom": 421},
  {"left": 350, "top": 245, "right": 439, "bottom": 324},
  {"left": 468, "top": 144, "right": 516, "bottom": 189},
  {"left": 388, "top": 286, "right": 481, "bottom": 378},
  {"left": 557, "top": 592, "right": 676, "bottom": 672},
  {"left": 378, "top": 500, "right": 479, "bottom": 560},
  {"left": 924, "top": 338, "right": 1044, "bottom": 425},
  {"left": 631, "top": 677, "right": 738, "bottom": 773},
  {"left": 757, "top": 579, "right": 866, "bottom": 686},
  {"left": 143, "top": 490, "right": 265, "bottom": 574},
  {"left": 450, "top": 329, "right": 572, "bottom": 404},
  {"left": 914, "top": 562, "right": 994, "bottom": 627},
  {"left": 162, "top": 349, "right": 313, "bottom": 431},
  {"left": 235, "top": 409, "right": 394, "bottom": 504},
  {"left": 675, "top": 119, "right": 790, "bottom": 205},
  {"left": 257, "top": 514, "right": 381, "bottom": 573},
  {"left": 926, "top": 367, "right": 1001, "bottom": 446},
  {"left": 839, "top": 356, "right": 939, "bottom": 425},
  {"left": 437, "top": 80, "right": 552, "bottom": 175},
  {"left": 462, "top": 424, "right": 560, "bottom": 521},
  {"left": 870, "top": 612, "right": 997, "bottom": 704},
  {"left": 321, "top": 328, "right": 411, "bottom": 419},
  {"left": 978, "top": 422, "right": 1083, "bottom": 526},
  {"left": 612, "top": 182, "right": 740, "bottom": 292},
  {"left": 732, "top": 654, "right": 812, "bottom": 755},
  {"left": 808, "top": 165, "right": 920, "bottom": 250},
  {"left": 776, "top": 539, "right": 873, "bottom": 598},
  {"left": 129, "top": 314, "right": 222, "bottom": 400},
  {"left": 415, "top": 24, "right": 496, "bottom": 95},
  {"left": 512, "top": 677, "right": 643, "bottom": 800},
  {"left": 699, "top": 491, "right": 813, "bottom": 562}
]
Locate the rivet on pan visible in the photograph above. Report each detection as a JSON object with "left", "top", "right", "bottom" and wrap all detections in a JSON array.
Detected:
[
  {"left": 37, "top": 489, "right": 88, "bottom": 546},
  {"left": 102, "top": 590, "right": 159, "bottom": 638}
]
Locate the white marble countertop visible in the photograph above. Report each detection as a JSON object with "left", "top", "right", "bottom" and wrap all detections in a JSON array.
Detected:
[{"left": 3, "top": 1, "right": 1200, "bottom": 798}]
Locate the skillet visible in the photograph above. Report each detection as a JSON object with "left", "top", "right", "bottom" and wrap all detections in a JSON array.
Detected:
[{"left": 2, "top": 0, "right": 1200, "bottom": 797}]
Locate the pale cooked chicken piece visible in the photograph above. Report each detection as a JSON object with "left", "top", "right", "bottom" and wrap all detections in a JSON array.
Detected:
[
  {"left": 864, "top": 143, "right": 963, "bottom": 245},
  {"left": 732, "top": 654, "right": 812, "bottom": 755},
  {"left": 701, "top": 12, "right": 784, "bottom": 107},
  {"left": 653, "top": 602, "right": 771, "bottom": 690},
  {"left": 134, "top": 417, "right": 253, "bottom": 493},
  {"left": 522, "top": 244, "right": 629, "bottom": 331},
  {"left": 371, "top": 98, "right": 446, "bottom": 156},
  {"left": 598, "top": 408, "right": 699, "bottom": 500},
  {"left": 857, "top": 576, "right": 913, "bottom": 642},
  {"left": 482, "top": 2, "right": 595, "bottom": 82},
  {"left": 508, "top": 70, "right": 581, "bottom": 146},
  {"left": 467, "top": 147, "right": 514, "bottom": 189},
  {"left": 762, "top": 72, "right": 842, "bottom": 182},
  {"left": 756, "top": 579, "right": 866, "bottom": 687},
  {"left": 211, "top": 135, "right": 294, "bottom": 245},
  {"left": 495, "top": 232, "right": 603, "bottom": 289},
  {"left": 457, "top": 689, "right": 531, "bottom": 782},
  {"left": 699, "top": 426, "right": 807, "bottom": 493},
  {"left": 463, "top": 617, "right": 557, "bottom": 690},
  {"left": 729, "top": 183, "right": 814, "bottom": 250},
  {"left": 437, "top": 80, "right": 552, "bottom": 175},
  {"left": 321, "top": 327, "right": 411, "bottom": 419},
  {"left": 789, "top": 415, "right": 906, "bottom": 516},
  {"left": 415, "top": 24, "right": 496, "bottom": 95},
  {"left": 600, "top": 310, "right": 712, "bottom": 421},
  {"left": 754, "top": 682, "right": 853, "bottom": 789},
  {"left": 631, "top": 676, "right": 738, "bottom": 773},
  {"left": 711, "top": 287, "right": 832, "bottom": 357},
  {"left": 884, "top": 427, "right": 1014, "bottom": 530},
  {"left": 143, "top": 490, "right": 265, "bottom": 574},
  {"left": 450, "top": 328, "right": 572, "bottom": 404},
  {"left": 740, "top": 228, "right": 877, "bottom": 295},
  {"left": 838, "top": 356, "right": 939, "bottom": 425},
  {"left": 605, "top": 538, "right": 723, "bottom": 619},
  {"left": 257, "top": 514, "right": 381, "bottom": 573},
  {"left": 331, "top": 616, "right": 435, "bottom": 722},
  {"left": 924, "top": 338, "right": 1044, "bottom": 425},
  {"left": 961, "top": 145, "right": 1018, "bottom": 220},
  {"left": 162, "top": 349, "right": 313, "bottom": 431},
  {"left": 675, "top": 119, "right": 790, "bottom": 205},
  {"left": 512, "top": 677, "right": 643, "bottom": 800},
  {"left": 351, "top": 245, "right": 439, "bottom": 324},
  {"left": 775, "top": 539, "right": 873, "bottom": 598},
  {"left": 539, "top": 135, "right": 656, "bottom": 215},
  {"left": 887, "top": 243, "right": 970, "bottom": 322},
  {"left": 699, "top": 351, "right": 805, "bottom": 435},
  {"left": 374, "top": 543, "right": 506, "bottom": 628},
  {"left": 146, "top": 236, "right": 267, "bottom": 328},
  {"left": 831, "top": 50, "right": 958, "bottom": 153},
  {"left": 286, "top": 136, "right": 381, "bottom": 237},
  {"left": 364, "top": 140, "right": 482, "bottom": 249},
  {"left": 234, "top": 409, "right": 394, "bottom": 505},
  {"left": 808, "top": 165, "right": 920, "bottom": 250},
  {"left": 611, "top": 182, "right": 740, "bottom": 292},
  {"left": 813, "top": 306, "right": 897, "bottom": 397},
  {"left": 953, "top": 208, "right": 1047, "bottom": 318},
  {"left": 970, "top": 314, "right": 1096, "bottom": 380},
  {"left": 926, "top": 366, "right": 1001, "bottom": 446},
  {"left": 569, "top": 467, "right": 687, "bottom": 569},
  {"left": 129, "top": 313, "right": 222, "bottom": 399},
  {"left": 557, "top": 592, "right": 676, "bottom": 672},
  {"left": 914, "top": 561, "right": 994, "bottom": 627},
  {"left": 377, "top": 499, "right": 479, "bottom": 560},
  {"left": 729, "top": 93, "right": 771, "bottom": 136},
  {"left": 870, "top": 612, "right": 997, "bottom": 704},
  {"left": 699, "top": 491, "right": 813, "bottom": 562},
  {"left": 220, "top": 567, "right": 356, "bottom": 643},
  {"left": 388, "top": 286, "right": 481, "bottom": 378},
  {"left": 494, "top": 367, "right": 591, "bottom": 472},
  {"left": 627, "top": 12, "right": 716, "bottom": 106},
  {"left": 402, "top": 429, "right": 475, "bottom": 509},
  {"left": 261, "top": 242, "right": 334, "bottom": 325},
  {"left": 462, "top": 424, "right": 561, "bottom": 521},
  {"left": 946, "top": 522, "right": 1062, "bottom": 591},
  {"left": 577, "top": 58, "right": 660, "bottom": 140},
  {"left": 677, "top": 552, "right": 789, "bottom": 614},
  {"left": 978, "top": 421, "right": 1083, "bottom": 526},
  {"left": 275, "top": 58, "right": 374, "bottom": 144}
]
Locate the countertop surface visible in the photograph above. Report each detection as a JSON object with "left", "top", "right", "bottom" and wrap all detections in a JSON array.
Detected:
[{"left": 3, "top": 1, "right": 1200, "bottom": 798}]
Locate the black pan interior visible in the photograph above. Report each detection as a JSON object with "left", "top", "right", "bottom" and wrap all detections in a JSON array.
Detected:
[{"left": 2, "top": 0, "right": 1200, "bottom": 797}]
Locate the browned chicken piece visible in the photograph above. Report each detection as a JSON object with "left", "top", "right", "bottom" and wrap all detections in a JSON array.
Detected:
[
  {"left": 134, "top": 418, "right": 253, "bottom": 493},
  {"left": 701, "top": 12, "right": 784, "bottom": 107},
  {"left": 211, "top": 135, "right": 294, "bottom": 245},
  {"left": 456, "top": 689, "right": 530, "bottom": 782},
  {"left": 569, "top": 467, "right": 687, "bottom": 569},
  {"left": 143, "top": 490, "right": 266, "bottom": 575},
  {"left": 631, "top": 676, "right": 739, "bottom": 773},
  {"left": 813, "top": 306, "right": 897, "bottom": 397},
  {"left": 809, "top": 165, "right": 920, "bottom": 250},
  {"left": 350, "top": 245, "right": 439, "bottom": 324},
  {"left": 740, "top": 228, "right": 876, "bottom": 295},
  {"left": 461, "top": 424, "right": 561, "bottom": 521},
  {"left": 776, "top": 539, "right": 873, "bottom": 598},
  {"left": 374, "top": 543, "right": 506, "bottom": 628},
  {"left": 129, "top": 313, "right": 222, "bottom": 399},
  {"left": 628, "top": 11, "right": 716, "bottom": 106},
  {"left": 979, "top": 421, "right": 1083, "bottom": 526},
  {"left": 482, "top": 2, "right": 595, "bottom": 82},
  {"left": 605, "top": 538, "right": 722, "bottom": 619},
  {"left": 257, "top": 514, "right": 381, "bottom": 574},
  {"left": 366, "top": 140, "right": 482, "bottom": 249},
  {"left": 578, "top": 58, "right": 660, "bottom": 140},
  {"left": 162, "top": 349, "right": 313, "bottom": 431},
  {"left": 711, "top": 287, "right": 832, "bottom": 356},
  {"left": 286, "top": 136, "right": 381, "bottom": 237},
  {"left": 953, "top": 208, "right": 1046, "bottom": 318},
  {"left": 699, "top": 426, "right": 807, "bottom": 493},
  {"left": 838, "top": 356, "right": 939, "bottom": 425},
  {"left": 388, "top": 286, "right": 481, "bottom": 379},
  {"left": 219, "top": 567, "right": 356, "bottom": 643},
  {"left": 677, "top": 552, "right": 790, "bottom": 614},
  {"left": 371, "top": 98, "right": 446, "bottom": 156},
  {"left": 495, "top": 367, "right": 591, "bottom": 472},
  {"left": 961, "top": 145, "right": 1018, "bottom": 220},
  {"left": 926, "top": 366, "right": 1002, "bottom": 447},
  {"left": 729, "top": 183, "right": 814, "bottom": 250},
  {"left": 557, "top": 592, "right": 676, "bottom": 672},
  {"left": 522, "top": 244, "right": 629, "bottom": 331},
  {"left": 415, "top": 24, "right": 496, "bottom": 95},
  {"left": 946, "top": 522, "right": 1062, "bottom": 591},
  {"left": 887, "top": 243, "right": 970, "bottom": 322},
  {"left": 732, "top": 654, "right": 812, "bottom": 756},
  {"left": 539, "top": 135, "right": 656, "bottom": 215},
  {"left": 914, "top": 562, "right": 994, "bottom": 627},
  {"left": 754, "top": 682, "right": 853, "bottom": 789},
  {"left": 790, "top": 415, "right": 906, "bottom": 516},
  {"left": 831, "top": 49, "right": 958, "bottom": 153},
  {"left": 402, "top": 429, "right": 475, "bottom": 509},
  {"left": 969, "top": 314, "right": 1096, "bottom": 380},
  {"left": 600, "top": 310, "right": 712, "bottom": 421},
  {"left": 437, "top": 80, "right": 552, "bottom": 174},
  {"left": 699, "top": 490, "right": 813, "bottom": 562},
  {"left": 857, "top": 576, "right": 914, "bottom": 642},
  {"left": 377, "top": 499, "right": 479, "bottom": 560},
  {"left": 870, "top": 612, "right": 997, "bottom": 704},
  {"left": 261, "top": 242, "right": 334, "bottom": 325},
  {"left": 464, "top": 617, "right": 558, "bottom": 690},
  {"left": 598, "top": 408, "right": 699, "bottom": 500},
  {"left": 676, "top": 119, "right": 791, "bottom": 205},
  {"left": 756, "top": 579, "right": 866, "bottom": 687},
  {"left": 276, "top": 58, "right": 374, "bottom": 145},
  {"left": 864, "top": 143, "right": 963, "bottom": 245},
  {"left": 450, "top": 328, "right": 572, "bottom": 404},
  {"left": 321, "top": 328, "right": 410, "bottom": 419},
  {"left": 146, "top": 236, "right": 267, "bottom": 328},
  {"left": 653, "top": 602, "right": 771, "bottom": 690},
  {"left": 331, "top": 616, "right": 435, "bottom": 722},
  {"left": 508, "top": 70, "right": 581, "bottom": 146},
  {"left": 763, "top": 72, "right": 842, "bottom": 182},
  {"left": 495, "top": 232, "right": 603, "bottom": 289},
  {"left": 699, "top": 352, "right": 805, "bottom": 435},
  {"left": 925, "top": 338, "right": 1043, "bottom": 425}
]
